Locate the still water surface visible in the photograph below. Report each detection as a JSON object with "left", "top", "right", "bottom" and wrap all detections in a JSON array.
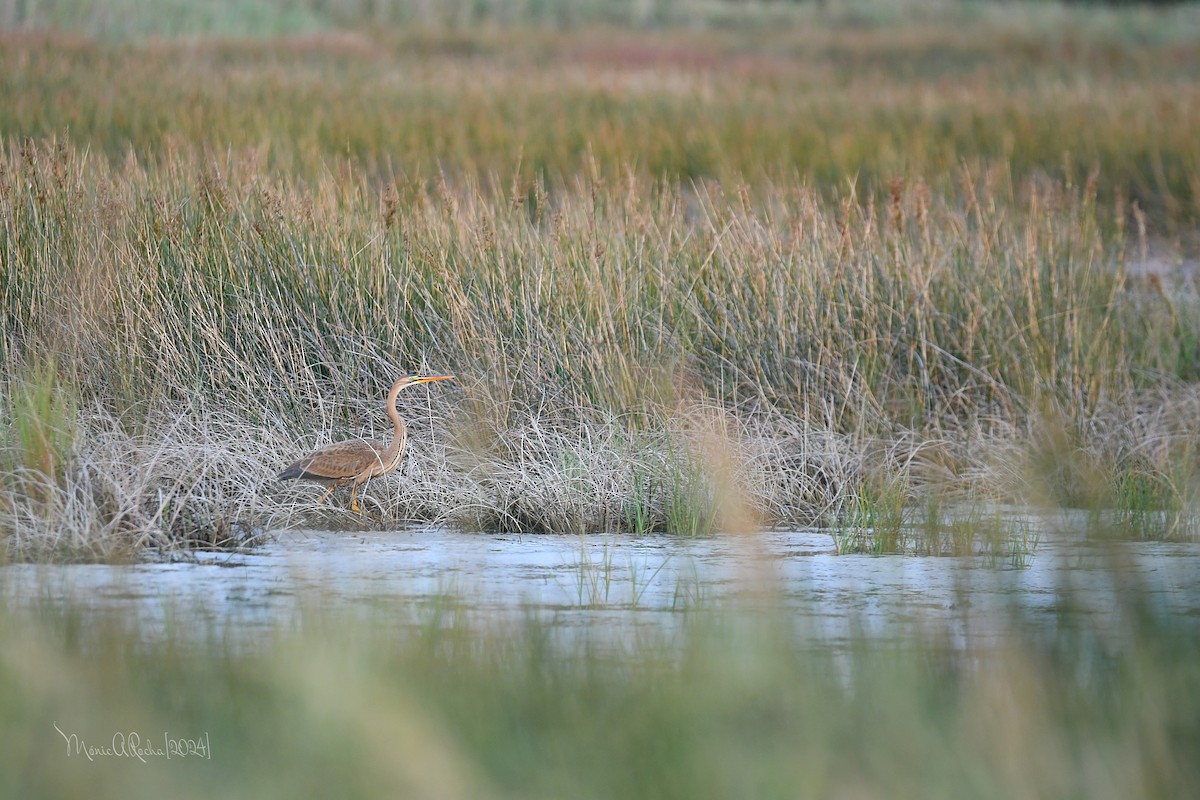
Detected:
[{"left": 4, "top": 522, "right": 1200, "bottom": 649}]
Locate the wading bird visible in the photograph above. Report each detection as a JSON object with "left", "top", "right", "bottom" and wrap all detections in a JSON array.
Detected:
[{"left": 279, "top": 374, "right": 454, "bottom": 513}]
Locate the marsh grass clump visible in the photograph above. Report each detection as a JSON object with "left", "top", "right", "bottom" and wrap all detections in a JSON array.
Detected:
[
  {"left": 833, "top": 476, "right": 909, "bottom": 555},
  {"left": 384, "top": 408, "right": 854, "bottom": 536},
  {"left": 829, "top": 476, "right": 1035, "bottom": 559},
  {"left": 1, "top": 360, "right": 77, "bottom": 507},
  {"left": 1015, "top": 393, "right": 1200, "bottom": 541},
  {"left": 3, "top": 138, "right": 1199, "bottom": 550},
  {"left": 0, "top": 406, "right": 282, "bottom": 561}
]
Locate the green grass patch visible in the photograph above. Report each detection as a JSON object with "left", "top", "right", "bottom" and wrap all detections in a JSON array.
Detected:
[{"left": 2, "top": 359, "right": 77, "bottom": 504}]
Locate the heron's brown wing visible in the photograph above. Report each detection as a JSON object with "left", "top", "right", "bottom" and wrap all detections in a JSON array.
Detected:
[{"left": 278, "top": 439, "right": 387, "bottom": 482}]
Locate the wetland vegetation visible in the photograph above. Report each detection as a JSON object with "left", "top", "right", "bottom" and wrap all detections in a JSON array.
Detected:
[{"left": 4, "top": 0, "right": 1199, "bottom": 556}]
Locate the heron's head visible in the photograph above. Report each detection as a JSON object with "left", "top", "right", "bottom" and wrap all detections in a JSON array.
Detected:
[{"left": 395, "top": 373, "right": 455, "bottom": 392}]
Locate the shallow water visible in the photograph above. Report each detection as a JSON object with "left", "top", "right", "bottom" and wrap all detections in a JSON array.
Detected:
[{"left": 4, "top": 523, "right": 1200, "bottom": 649}]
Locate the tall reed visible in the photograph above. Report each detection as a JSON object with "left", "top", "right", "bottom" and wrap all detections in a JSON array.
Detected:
[{"left": 2, "top": 138, "right": 1196, "bottom": 552}]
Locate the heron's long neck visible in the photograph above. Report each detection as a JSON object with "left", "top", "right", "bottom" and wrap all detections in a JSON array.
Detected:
[{"left": 383, "top": 380, "right": 408, "bottom": 465}]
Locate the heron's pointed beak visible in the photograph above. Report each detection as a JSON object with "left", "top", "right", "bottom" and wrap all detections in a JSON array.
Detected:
[{"left": 414, "top": 375, "right": 455, "bottom": 383}]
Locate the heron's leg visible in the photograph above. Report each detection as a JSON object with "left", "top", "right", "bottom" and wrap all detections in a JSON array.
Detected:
[
  {"left": 315, "top": 484, "right": 336, "bottom": 505},
  {"left": 350, "top": 483, "right": 362, "bottom": 514}
]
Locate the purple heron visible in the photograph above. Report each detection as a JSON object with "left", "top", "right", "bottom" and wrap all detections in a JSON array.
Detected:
[{"left": 278, "top": 374, "right": 454, "bottom": 513}]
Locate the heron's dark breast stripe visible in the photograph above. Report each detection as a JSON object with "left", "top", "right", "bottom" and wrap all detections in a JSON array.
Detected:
[{"left": 377, "top": 443, "right": 405, "bottom": 476}]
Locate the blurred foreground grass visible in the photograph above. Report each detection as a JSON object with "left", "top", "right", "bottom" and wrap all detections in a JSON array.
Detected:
[{"left": 2, "top": 557, "right": 1199, "bottom": 799}]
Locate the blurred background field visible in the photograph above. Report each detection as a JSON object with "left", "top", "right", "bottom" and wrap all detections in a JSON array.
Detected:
[{"left": 4, "top": 0, "right": 1200, "bottom": 220}]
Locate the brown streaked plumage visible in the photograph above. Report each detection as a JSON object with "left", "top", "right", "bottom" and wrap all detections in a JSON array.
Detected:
[{"left": 279, "top": 374, "right": 454, "bottom": 513}]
